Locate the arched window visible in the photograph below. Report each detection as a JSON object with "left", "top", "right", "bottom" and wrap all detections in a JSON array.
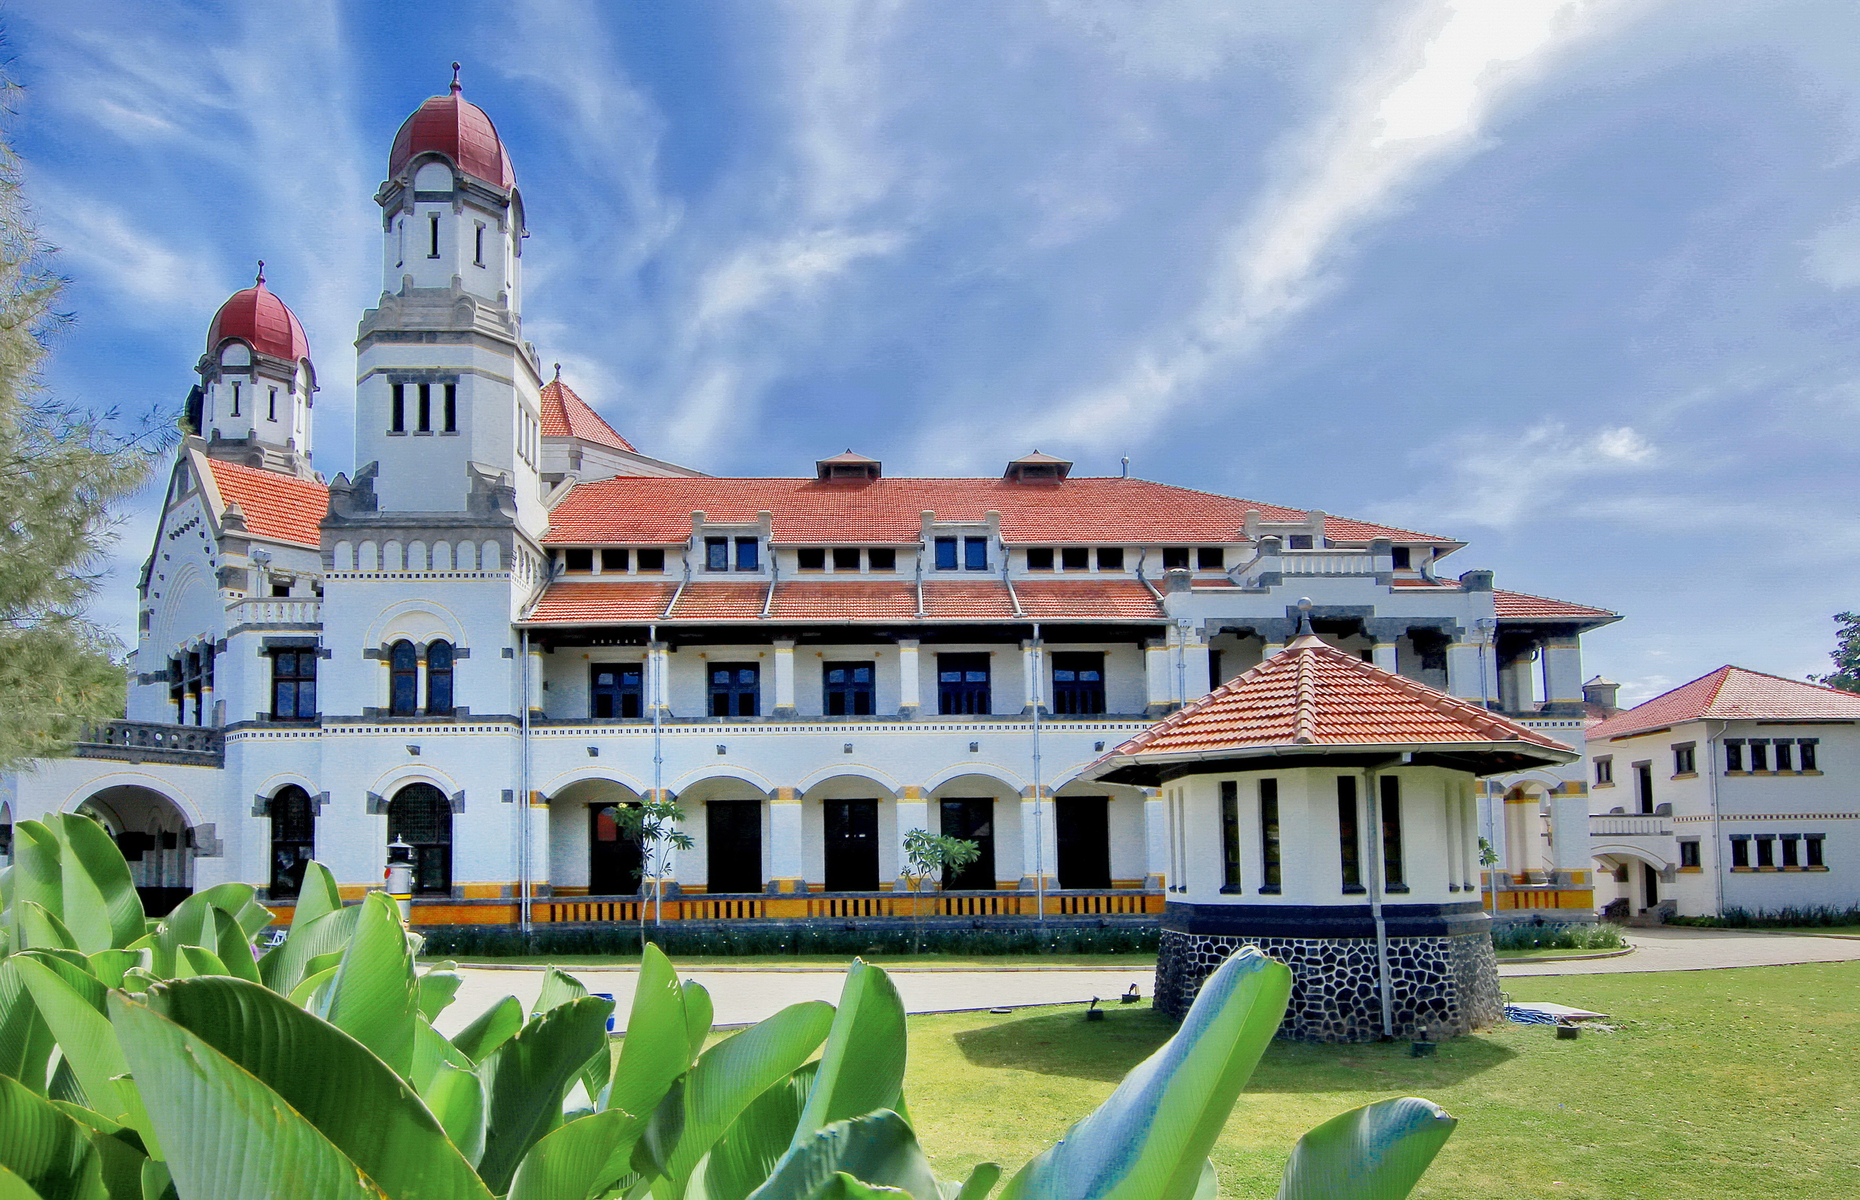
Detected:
[
  {"left": 387, "top": 783, "right": 452, "bottom": 895},
  {"left": 389, "top": 640, "right": 418, "bottom": 715},
  {"left": 269, "top": 786, "right": 315, "bottom": 896},
  {"left": 427, "top": 640, "right": 454, "bottom": 715}
]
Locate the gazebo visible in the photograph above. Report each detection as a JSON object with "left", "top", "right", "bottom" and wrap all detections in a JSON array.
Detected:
[{"left": 1082, "top": 631, "right": 1578, "bottom": 1041}]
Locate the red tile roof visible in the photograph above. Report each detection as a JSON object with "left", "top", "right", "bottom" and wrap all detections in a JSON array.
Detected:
[
  {"left": 773, "top": 580, "right": 919, "bottom": 622},
  {"left": 1589, "top": 666, "right": 1860, "bottom": 740},
  {"left": 522, "top": 577, "right": 1164, "bottom": 625},
  {"left": 204, "top": 458, "right": 326, "bottom": 549},
  {"left": 1494, "top": 589, "right": 1617, "bottom": 622},
  {"left": 1093, "top": 636, "right": 1575, "bottom": 766},
  {"left": 544, "top": 476, "right": 1451, "bottom": 547},
  {"left": 1016, "top": 579, "right": 1162, "bottom": 621},
  {"left": 540, "top": 379, "right": 637, "bottom": 454},
  {"left": 526, "top": 581, "right": 678, "bottom": 623}
]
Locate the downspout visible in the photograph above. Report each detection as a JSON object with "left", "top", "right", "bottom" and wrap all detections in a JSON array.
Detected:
[
  {"left": 662, "top": 556, "right": 691, "bottom": 619},
  {"left": 1364, "top": 758, "right": 1401, "bottom": 1039},
  {"left": 1135, "top": 548, "right": 1165, "bottom": 604},
  {"left": 913, "top": 556, "right": 926, "bottom": 619},
  {"left": 519, "top": 627, "right": 532, "bottom": 933},
  {"left": 1031, "top": 622, "right": 1044, "bottom": 927},
  {"left": 650, "top": 623, "right": 666, "bottom": 930},
  {"left": 759, "top": 559, "right": 778, "bottom": 619},
  {"left": 1706, "top": 719, "right": 1725, "bottom": 917}
]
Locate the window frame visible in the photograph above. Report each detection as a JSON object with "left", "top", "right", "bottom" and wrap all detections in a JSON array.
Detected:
[
  {"left": 934, "top": 537, "right": 958, "bottom": 570},
  {"left": 1219, "top": 780, "right": 1242, "bottom": 892},
  {"left": 426, "top": 640, "right": 455, "bottom": 716},
  {"left": 1594, "top": 755, "right": 1613, "bottom": 786},
  {"left": 868, "top": 547, "right": 897, "bottom": 572},
  {"left": 963, "top": 537, "right": 989, "bottom": 571},
  {"left": 590, "top": 663, "right": 644, "bottom": 719},
  {"left": 637, "top": 548, "right": 666, "bottom": 573},
  {"left": 705, "top": 538, "right": 730, "bottom": 572},
  {"left": 1336, "top": 776, "right": 1364, "bottom": 893},
  {"left": 936, "top": 653, "right": 991, "bottom": 716},
  {"left": 601, "top": 548, "right": 630, "bottom": 573},
  {"left": 388, "top": 640, "right": 418, "bottom": 716},
  {"left": 269, "top": 648, "right": 318, "bottom": 722},
  {"left": 1678, "top": 839, "right": 1701, "bottom": 869},
  {"left": 707, "top": 662, "right": 760, "bottom": 718},
  {"left": 443, "top": 383, "right": 457, "bottom": 433},
  {"left": 735, "top": 537, "right": 760, "bottom": 571},
  {"left": 1673, "top": 743, "right": 1696, "bottom": 776},
  {"left": 832, "top": 547, "right": 861, "bottom": 572},
  {"left": 1095, "top": 546, "right": 1124, "bottom": 571},
  {"left": 1196, "top": 547, "right": 1224, "bottom": 570},
  {"left": 268, "top": 786, "right": 315, "bottom": 897},
  {"left": 1162, "top": 547, "right": 1190, "bottom": 571},
  {"left": 1379, "top": 774, "right": 1406, "bottom": 892},
  {"left": 822, "top": 661, "right": 876, "bottom": 717},
  {"left": 1060, "top": 546, "right": 1090, "bottom": 571},
  {"left": 1258, "top": 779, "right": 1282, "bottom": 893},
  {"left": 1050, "top": 651, "right": 1106, "bottom": 715},
  {"left": 1799, "top": 739, "right": 1819, "bottom": 771},
  {"left": 1026, "top": 547, "right": 1055, "bottom": 571},
  {"left": 797, "top": 547, "right": 826, "bottom": 572}
]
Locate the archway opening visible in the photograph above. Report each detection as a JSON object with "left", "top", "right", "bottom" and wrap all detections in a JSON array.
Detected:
[
  {"left": 387, "top": 783, "right": 453, "bottom": 895},
  {"left": 78, "top": 786, "right": 195, "bottom": 916}
]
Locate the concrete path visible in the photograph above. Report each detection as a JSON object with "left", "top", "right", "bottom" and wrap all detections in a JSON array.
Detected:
[{"left": 435, "top": 928, "right": 1860, "bottom": 1035}]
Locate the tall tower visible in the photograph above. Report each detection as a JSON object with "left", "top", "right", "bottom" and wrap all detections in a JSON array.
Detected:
[
  {"left": 352, "top": 65, "right": 545, "bottom": 533},
  {"left": 194, "top": 265, "right": 317, "bottom": 477}
]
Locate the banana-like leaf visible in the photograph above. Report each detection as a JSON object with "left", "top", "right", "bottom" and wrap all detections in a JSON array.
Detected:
[
  {"left": 533, "top": 968, "right": 589, "bottom": 1017},
  {"left": 791, "top": 962, "right": 905, "bottom": 1149},
  {"left": 478, "top": 996, "right": 616, "bottom": 1194},
  {"left": 108, "top": 992, "right": 390, "bottom": 1200},
  {"left": 289, "top": 965, "right": 339, "bottom": 1010},
  {"left": 451, "top": 996, "right": 524, "bottom": 1064},
  {"left": 607, "top": 946, "right": 695, "bottom": 1124},
  {"left": 82, "top": 952, "right": 144, "bottom": 992},
  {"left": 18, "top": 906, "right": 76, "bottom": 955},
  {"left": 948, "top": 1163, "right": 1000, "bottom": 1200},
  {"left": 996, "top": 947, "right": 1293, "bottom": 1200},
  {"left": 138, "top": 1158, "right": 175, "bottom": 1200},
  {"left": 57, "top": 817, "right": 144, "bottom": 953},
  {"left": 258, "top": 903, "right": 362, "bottom": 996},
  {"left": 642, "top": 1001, "right": 836, "bottom": 1189},
  {"left": 291, "top": 862, "right": 344, "bottom": 931},
  {"left": 1191, "top": 1160, "right": 1216, "bottom": 1200},
  {"left": 413, "top": 1017, "right": 476, "bottom": 1095},
  {"left": 175, "top": 946, "right": 231, "bottom": 979},
  {"left": 815, "top": 1176, "right": 910, "bottom": 1200},
  {"left": 47, "top": 1102, "right": 149, "bottom": 1200},
  {"left": 11, "top": 825, "right": 65, "bottom": 933},
  {"left": 0, "top": 1162, "right": 51, "bottom": 1199},
  {"left": 12, "top": 959, "right": 128, "bottom": 1123},
  {"left": 417, "top": 965, "right": 463, "bottom": 1023},
  {"left": 688, "top": 1063, "right": 815, "bottom": 1200},
  {"left": 138, "top": 976, "right": 492, "bottom": 1200},
  {"left": 0, "top": 960, "right": 57, "bottom": 1094},
  {"left": 1272, "top": 1097, "right": 1455, "bottom": 1200},
  {"left": 746, "top": 1111, "right": 939, "bottom": 1200},
  {"left": 423, "top": 1061, "right": 488, "bottom": 1170},
  {"left": 506, "top": 1108, "right": 651, "bottom": 1200},
  {"left": 0, "top": 1074, "right": 107, "bottom": 1200},
  {"left": 320, "top": 892, "right": 418, "bottom": 1078},
  {"left": 213, "top": 916, "right": 261, "bottom": 985},
  {"left": 683, "top": 982, "right": 714, "bottom": 1063}
]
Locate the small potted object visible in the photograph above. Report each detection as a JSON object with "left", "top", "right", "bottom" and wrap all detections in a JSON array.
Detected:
[
  {"left": 1556, "top": 1022, "right": 1581, "bottom": 1040},
  {"left": 1085, "top": 996, "right": 1106, "bottom": 1022},
  {"left": 1410, "top": 1021, "right": 1442, "bottom": 1057},
  {"left": 1119, "top": 984, "right": 1142, "bottom": 1005}
]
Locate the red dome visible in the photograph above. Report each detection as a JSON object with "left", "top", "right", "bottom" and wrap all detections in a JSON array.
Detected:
[
  {"left": 207, "top": 269, "right": 310, "bottom": 363},
  {"left": 388, "top": 72, "right": 515, "bottom": 191}
]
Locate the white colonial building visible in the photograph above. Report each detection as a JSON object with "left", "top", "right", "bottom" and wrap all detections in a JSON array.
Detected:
[{"left": 0, "top": 74, "right": 1617, "bottom": 929}]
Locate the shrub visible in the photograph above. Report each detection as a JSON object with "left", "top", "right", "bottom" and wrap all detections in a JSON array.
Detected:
[
  {"left": 1491, "top": 921, "right": 1625, "bottom": 952},
  {"left": 1667, "top": 904, "right": 1860, "bottom": 930},
  {"left": 417, "top": 920, "right": 1162, "bottom": 959}
]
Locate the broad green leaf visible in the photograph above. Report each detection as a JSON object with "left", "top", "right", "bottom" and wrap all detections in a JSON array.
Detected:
[
  {"left": 1191, "top": 1160, "right": 1216, "bottom": 1200},
  {"left": 15, "top": 955, "right": 95, "bottom": 991},
  {"left": 479, "top": 996, "right": 616, "bottom": 1194},
  {"left": 0, "top": 1162, "right": 53, "bottom": 1199},
  {"left": 950, "top": 1163, "right": 1000, "bottom": 1200},
  {"left": 108, "top": 992, "right": 388, "bottom": 1200},
  {"left": 451, "top": 995, "right": 524, "bottom": 1064},
  {"left": 290, "top": 862, "right": 344, "bottom": 931},
  {"left": 213, "top": 916, "right": 261, "bottom": 985},
  {"left": 46, "top": 1103, "right": 147, "bottom": 1200},
  {"left": 55, "top": 817, "right": 143, "bottom": 953},
  {"left": 137, "top": 1159, "right": 174, "bottom": 1200},
  {"left": 257, "top": 903, "right": 361, "bottom": 996},
  {"left": 1272, "top": 1097, "right": 1456, "bottom": 1200},
  {"left": 507, "top": 1108, "right": 651, "bottom": 1200},
  {"left": 412, "top": 1017, "right": 475, "bottom": 1095},
  {"left": 424, "top": 1062, "right": 487, "bottom": 1169},
  {"left": 608, "top": 946, "right": 695, "bottom": 1125},
  {"left": 12, "top": 959, "right": 128, "bottom": 1122},
  {"left": 996, "top": 947, "right": 1293, "bottom": 1200},
  {"left": 746, "top": 1112, "right": 938, "bottom": 1200},
  {"left": 0, "top": 960, "right": 56, "bottom": 1094},
  {"left": 82, "top": 952, "right": 144, "bottom": 992},
  {"left": 683, "top": 982, "right": 714, "bottom": 1063},
  {"left": 791, "top": 962, "right": 905, "bottom": 1149},
  {"left": 534, "top": 968, "right": 590, "bottom": 1018},
  {"left": 815, "top": 1175, "right": 910, "bottom": 1200},
  {"left": 689, "top": 1063, "right": 815, "bottom": 1200},
  {"left": 18, "top": 906, "right": 76, "bottom": 955},
  {"left": 0, "top": 1074, "right": 107, "bottom": 1200},
  {"left": 321, "top": 893, "right": 417, "bottom": 1078},
  {"left": 288, "top": 965, "right": 338, "bottom": 1010},
  {"left": 417, "top": 966, "right": 463, "bottom": 1023},
  {"left": 11, "top": 825, "right": 65, "bottom": 931},
  {"left": 175, "top": 946, "right": 231, "bottom": 979},
  {"left": 140, "top": 976, "right": 492, "bottom": 1200}
]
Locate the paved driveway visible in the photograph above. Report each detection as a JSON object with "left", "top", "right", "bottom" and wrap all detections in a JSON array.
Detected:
[{"left": 1497, "top": 925, "right": 1860, "bottom": 977}]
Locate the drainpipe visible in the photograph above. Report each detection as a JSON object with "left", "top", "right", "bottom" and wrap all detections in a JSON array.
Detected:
[
  {"left": 1364, "top": 761, "right": 1396, "bottom": 1039},
  {"left": 650, "top": 622, "right": 665, "bottom": 930},
  {"left": 1031, "top": 622, "right": 1045, "bottom": 927},
  {"left": 1706, "top": 719, "right": 1724, "bottom": 917},
  {"left": 519, "top": 627, "right": 532, "bottom": 933}
]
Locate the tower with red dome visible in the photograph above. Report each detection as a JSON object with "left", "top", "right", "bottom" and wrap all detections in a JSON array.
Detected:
[{"left": 195, "top": 264, "right": 317, "bottom": 476}]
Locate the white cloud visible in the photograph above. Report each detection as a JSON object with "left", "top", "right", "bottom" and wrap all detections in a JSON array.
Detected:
[
  {"left": 1380, "top": 420, "right": 1658, "bottom": 530},
  {"left": 35, "top": 188, "right": 227, "bottom": 319},
  {"left": 695, "top": 228, "right": 903, "bottom": 330}
]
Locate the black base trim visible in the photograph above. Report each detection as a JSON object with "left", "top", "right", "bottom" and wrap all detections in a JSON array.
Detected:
[{"left": 1162, "top": 900, "right": 1489, "bottom": 939}]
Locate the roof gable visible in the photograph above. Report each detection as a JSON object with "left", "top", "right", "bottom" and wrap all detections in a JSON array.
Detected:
[
  {"left": 1589, "top": 666, "right": 1860, "bottom": 739},
  {"left": 203, "top": 457, "right": 327, "bottom": 549},
  {"left": 540, "top": 378, "right": 637, "bottom": 454}
]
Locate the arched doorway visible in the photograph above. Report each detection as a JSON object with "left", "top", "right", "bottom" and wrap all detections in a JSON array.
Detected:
[
  {"left": 547, "top": 779, "right": 647, "bottom": 897},
  {"left": 268, "top": 786, "right": 316, "bottom": 898},
  {"left": 1054, "top": 792, "right": 1111, "bottom": 889},
  {"left": 77, "top": 786, "right": 195, "bottom": 916},
  {"left": 387, "top": 783, "right": 453, "bottom": 895}
]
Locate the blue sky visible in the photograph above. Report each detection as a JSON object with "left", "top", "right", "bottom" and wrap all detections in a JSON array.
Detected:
[{"left": 15, "top": 0, "right": 1860, "bottom": 706}]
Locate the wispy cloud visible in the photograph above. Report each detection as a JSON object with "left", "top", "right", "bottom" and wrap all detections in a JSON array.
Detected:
[{"left": 1380, "top": 420, "right": 1658, "bottom": 531}]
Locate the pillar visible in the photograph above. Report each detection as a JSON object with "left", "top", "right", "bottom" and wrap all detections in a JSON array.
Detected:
[
  {"left": 896, "top": 640, "right": 921, "bottom": 718},
  {"left": 1144, "top": 639, "right": 1174, "bottom": 717},
  {"left": 1019, "top": 786, "right": 1057, "bottom": 890},
  {"left": 1372, "top": 641, "right": 1398, "bottom": 673},
  {"left": 1504, "top": 789, "right": 1535, "bottom": 880},
  {"left": 1143, "top": 788, "right": 1167, "bottom": 890},
  {"left": 1541, "top": 636, "right": 1584, "bottom": 709},
  {"left": 771, "top": 639, "right": 798, "bottom": 717},
  {"left": 768, "top": 788, "right": 805, "bottom": 893},
  {"left": 1020, "top": 639, "right": 1046, "bottom": 714},
  {"left": 894, "top": 785, "right": 928, "bottom": 890},
  {"left": 647, "top": 641, "right": 672, "bottom": 714},
  {"left": 1446, "top": 637, "right": 1497, "bottom": 708},
  {"left": 1460, "top": 781, "right": 1480, "bottom": 891},
  {"left": 1180, "top": 635, "right": 1212, "bottom": 700},
  {"left": 1444, "top": 791, "right": 1462, "bottom": 892}
]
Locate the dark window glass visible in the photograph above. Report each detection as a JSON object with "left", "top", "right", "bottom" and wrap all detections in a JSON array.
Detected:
[
  {"left": 1775, "top": 742, "right": 1793, "bottom": 771},
  {"left": 833, "top": 547, "right": 861, "bottom": 571},
  {"left": 1730, "top": 837, "right": 1749, "bottom": 868},
  {"left": 1800, "top": 740, "right": 1819, "bottom": 771},
  {"left": 390, "top": 384, "right": 405, "bottom": 432},
  {"left": 417, "top": 383, "right": 431, "bottom": 432},
  {"left": 1781, "top": 836, "right": 1800, "bottom": 868},
  {"left": 272, "top": 580, "right": 291, "bottom": 597},
  {"left": 937, "top": 653, "right": 991, "bottom": 715},
  {"left": 1197, "top": 547, "right": 1224, "bottom": 570},
  {"left": 563, "top": 548, "right": 593, "bottom": 573},
  {"left": 443, "top": 383, "right": 457, "bottom": 432},
  {"left": 1725, "top": 742, "right": 1744, "bottom": 772},
  {"left": 1635, "top": 763, "right": 1654, "bottom": 814},
  {"left": 1287, "top": 534, "right": 1314, "bottom": 550},
  {"left": 1026, "top": 547, "right": 1054, "bottom": 571},
  {"left": 231, "top": 382, "right": 241, "bottom": 417},
  {"left": 1060, "top": 547, "right": 1090, "bottom": 571},
  {"left": 1679, "top": 840, "right": 1700, "bottom": 869},
  {"left": 637, "top": 548, "right": 665, "bottom": 572},
  {"left": 939, "top": 799, "right": 995, "bottom": 889},
  {"left": 269, "top": 786, "right": 315, "bottom": 896},
  {"left": 428, "top": 213, "right": 440, "bottom": 257},
  {"left": 1390, "top": 546, "right": 1412, "bottom": 569},
  {"left": 868, "top": 547, "right": 896, "bottom": 571},
  {"left": 823, "top": 662, "right": 875, "bottom": 716},
  {"left": 1755, "top": 836, "right": 1774, "bottom": 868},
  {"left": 389, "top": 640, "right": 418, "bottom": 716},
  {"left": 1806, "top": 836, "right": 1824, "bottom": 868},
  {"left": 268, "top": 388, "right": 277, "bottom": 421},
  {"left": 1220, "top": 781, "right": 1241, "bottom": 890},
  {"left": 1051, "top": 652, "right": 1105, "bottom": 715},
  {"left": 706, "top": 801, "right": 763, "bottom": 893},
  {"left": 1055, "top": 796, "right": 1111, "bottom": 889},
  {"left": 934, "top": 538, "right": 958, "bottom": 570},
  {"left": 1595, "top": 757, "right": 1613, "bottom": 786},
  {"left": 474, "top": 224, "right": 484, "bottom": 265},
  {"left": 1096, "top": 546, "right": 1124, "bottom": 570},
  {"left": 1380, "top": 775, "right": 1405, "bottom": 890},
  {"left": 170, "top": 656, "right": 184, "bottom": 723},
  {"left": 1162, "top": 547, "right": 1190, "bottom": 571},
  {"left": 602, "top": 548, "right": 630, "bottom": 572},
  {"left": 388, "top": 783, "right": 452, "bottom": 894},
  {"left": 1259, "top": 779, "right": 1281, "bottom": 892},
  {"left": 797, "top": 548, "right": 826, "bottom": 571},
  {"left": 736, "top": 538, "right": 760, "bottom": 571},
  {"left": 705, "top": 538, "right": 729, "bottom": 571},
  {"left": 1675, "top": 745, "right": 1696, "bottom": 774},
  {"left": 1337, "top": 776, "right": 1363, "bottom": 892},
  {"left": 590, "top": 664, "right": 644, "bottom": 719},
  {"left": 964, "top": 537, "right": 988, "bottom": 571},
  {"left": 1750, "top": 742, "right": 1769, "bottom": 771},
  {"left": 823, "top": 799, "right": 879, "bottom": 891},
  {"left": 426, "top": 640, "right": 454, "bottom": 715},
  {"left": 270, "top": 649, "right": 318, "bottom": 721},
  {"left": 709, "top": 663, "right": 759, "bottom": 717}
]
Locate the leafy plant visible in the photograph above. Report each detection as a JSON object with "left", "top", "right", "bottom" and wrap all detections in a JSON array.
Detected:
[
  {"left": 610, "top": 797, "right": 695, "bottom": 940},
  {"left": 898, "top": 829, "right": 981, "bottom": 954}
]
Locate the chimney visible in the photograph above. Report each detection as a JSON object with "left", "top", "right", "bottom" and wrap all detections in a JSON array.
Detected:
[{"left": 1583, "top": 676, "right": 1621, "bottom": 714}]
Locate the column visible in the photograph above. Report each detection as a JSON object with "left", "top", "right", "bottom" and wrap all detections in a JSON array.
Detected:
[
  {"left": 1443, "top": 791, "right": 1461, "bottom": 892},
  {"left": 1446, "top": 636, "right": 1497, "bottom": 707},
  {"left": 1019, "top": 786, "right": 1057, "bottom": 892},
  {"left": 1541, "top": 636, "right": 1584, "bottom": 709},
  {"left": 896, "top": 640, "right": 921, "bottom": 718},
  {"left": 1372, "top": 641, "right": 1398, "bottom": 673},
  {"left": 643, "top": 787, "right": 680, "bottom": 893},
  {"left": 894, "top": 785, "right": 928, "bottom": 891},
  {"left": 1461, "top": 781, "right": 1480, "bottom": 892},
  {"left": 768, "top": 788, "right": 805, "bottom": 894},
  {"left": 647, "top": 641, "right": 672, "bottom": 714},
  {"left": 1020, "top": 639, "right": 1046, "bottom": 714},
  {"left": 771, "top": 639, "right": 798, "bottom": 717},
  {"left": 1143, "top": 789, "right": 1167, "bottom": 890},
  {"left": 1144, "top": 638, "right": 1174, "bottom": 717},
  {"left": 1180, "top": 635, "right": 1212, "bottom": 700},
  {"left": 1504, "top": 788, "right": 1534, "bottom": 880}
]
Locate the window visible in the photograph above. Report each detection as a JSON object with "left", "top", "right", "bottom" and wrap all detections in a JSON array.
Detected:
[
  {"left": 705, "top": 538, "right": 730, "bottom": 571},
  {"left": 172, "top": 647, "right": 211, "bottom": 726},
  {"left": 389, "top": 640, "right": 418, "bottom": 716},
  {"left": 937, "top": 653, "right": 991, "bottom": 715},
  {"left": 1096, "top": 547, "right": 1124, "bottom": 571},
  {"left": 602, "top": 548, "right": 630, "bottom": 572},
  {"left": 1595, "top": 755, "right": 1613, "bottom": 786},
  {"left": 637, "top": 548, "right": 665, "bottom": 573},
  {"left": 1799, "top": 739, "right": 1819, "bottom": 771},
  {"left": 1287, "top": 534, "right": 1314, "bottom": 550},
  {"left": 1163, "top": 547, "right": 1190, "bottom": 571},
  {"left": 1755, "top": 836, "right": 1775, "bottom": 868},
  {"left": 1806, "top": 835, "right": 1825, "bottom": 868},
  {"left": 426, "top": 641, "right": 454, "bottom": 715},
  {"left": 443, "top": 384, "right": 457, "bottom": 432},
  {"left": 590, "top": 664, "right": 643, "bottom": 719},
  {"left": 1679, "top": 840, "right": 1701, "bottom": 869},
  {"left": 272, "top": 580, "right": 292, "bottom": 598},
  {"left": 1775, "top": 741, "right": 1794, "bottom": 771},
  {"left": 390, "top": 384, "right": 405, "bottom": 432},
  {"left": 269, "top": 787, "right": 315, "bottom": 896},
  {"left": 1337, "top": 776, "right": 1363, "bottom": 892},
  {"left": 934, "top": 538, "right": 958, "bottom": 570},
  {"left": 823, "top": 662, "right": 876, "bottom": 716},
  {"left": 797, "top": 548, "right": 826, "bottom": 572},
  {"left": 270, "top": 649, "right": 317, "bottom": 721},
  {"left": 1634, "top": 762, "right": 1654, "bottom": 814},
  {"left": 1197, "top": 547, "right": 1224, "bottom": 570},
  {"left": 708, "top": 663, "right": 759, "bottom": 717},
  {"left": 1220, "top": 781, "right": 1241, "bottom": 891},
  {"left": 388, "top": 783, "right": 452, "bottom": 895},
  {"left": 415, "top": 383, "right": 430, "bottom": 432},
  {"left": 1027, "top": 548, "right": 1054, "bottom": 571},
  {"left": 268, "top": 388, "right": 278, "bottom": 422},
  {"left": 231, "top": 382, "right": 241, "bottom": 417},
  {"left": 735, "top": 538, "right": 760, "bottom": 571},
  {"left": 1749, "top": 740, "right": 1769, "bottom": 771},
  {"left": 868, "top": 548, "right": 896, "bottom": 571},
  {"left": 1781, "top": 836, "right": 1800, "bottom": 868},
  {"left": 1380, "top": 775, "right": 1406, "bottom": 891},
  {"left": 833, "top": 547, "right": 861, "bottom": 572},
  {"left": 964, "top": 537, "right": 989, "bottom": 571},
  {"left": 1725, "top": 740, "right": 1744, "bottom": 772},
  {"left": 1258, "top": 779, "right": 1281, "bottom": 892},
  {"left": 474, "top": 223, "right": 485, "bottom": 266},
  {"left": 1730, "top": 836, "right": 1750, "bottom": 868},
  {"left": 428, "top": 212, "right": 440, "bottom": 257},
  {"left": 939, "top": 799, "right": 995, "bottom": 890},
  {"left": 1061, "top": 547, "right": 1089, "bottom": 571},
  {"left": 1051, "top": 652, "right": 1105, "bottom": 715},
  {"left": 563, "top": 549, "right": 593, "bottom": 573},
  {"left": 1674, "top": 743, "right": 1696, "bottom": 775},
  {"left": 1390, "top": 546, "right": 1412, "bottom": 569}
]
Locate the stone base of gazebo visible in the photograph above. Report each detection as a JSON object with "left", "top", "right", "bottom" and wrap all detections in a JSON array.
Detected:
[{"left": 1153, "top": 906, "right": 1502, "bottom": 1042}]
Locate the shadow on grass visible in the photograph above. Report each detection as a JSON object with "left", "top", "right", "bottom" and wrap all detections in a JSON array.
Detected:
[{"left": 952, "top": 1005, "right": 1516, "bottom": 1090}]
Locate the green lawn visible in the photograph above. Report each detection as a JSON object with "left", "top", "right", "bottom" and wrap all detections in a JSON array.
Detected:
[
  {"left": 901, "top": 961, "right": 1859, "bottom": 1198},
  {"left": 444, "top": 952, "right": 1158, "bottom": 971}
]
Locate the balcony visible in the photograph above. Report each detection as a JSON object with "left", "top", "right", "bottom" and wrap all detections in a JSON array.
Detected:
[
  {"left": 226, "top": 597, "right": 322, "bottom": 630},
  {"left": 74, "top": 721, "right": 224, "bottom": 768},
  {"left": 1591, "top": 813, "right": 1672, "bottom": 838},
  {"left": 1233, "top": 548, "right": 1383, "bottom": 588}
]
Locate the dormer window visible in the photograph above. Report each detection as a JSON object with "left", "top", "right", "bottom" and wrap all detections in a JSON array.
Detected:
[
  {"left": 1004, "top": 451, "right": 1073, "bottom": 482},
  {"left": 1096, "top": 547, "right": 1124, "bottom": 571},
  {"left": 833, "top": 548, "right": 860, "bottom": 571},
  {"left": 1197, "top": 547, "right": 1224, "bottom": 570},
  {"left": 1391, "top": 546, "right": 1412, "bottom": 569},
  {"left": 1061, "top": 547, "right": 1089, "bottom": 571},
  {"left": 868, "top": 548, "right": 896, "bottom": 571},
  {"left": 1287, "top": 535, "right": 1314, "bottom": 550},
  {"left": 1162, "top": 547, "right": 1190, "bottom": 571},
  {"left": 706, "top": 538, "right": 760, "bottom": 571},
  {"left": 964, "top": 537, "right": 989, "bottom": 571},
  {"left": 563, "top": 549, "right": 593, "bottom": 573},
  {"left": 934, "top": 538, "right": 958, "bottom": 570},
  {"left": 1027, "top": 548, "right": 1054, "bottom": 571},
  {"left": 816, "top": 450, "right": 882, "bottom": 480},
  {"left": 798, "top": 548, "right": 825, "bottom": 572}
]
